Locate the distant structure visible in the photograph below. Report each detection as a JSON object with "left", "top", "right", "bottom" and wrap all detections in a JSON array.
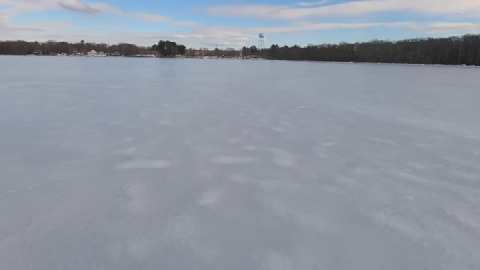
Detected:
[{"left": 258, "top": 33, "right": 265, "bottom": 50}]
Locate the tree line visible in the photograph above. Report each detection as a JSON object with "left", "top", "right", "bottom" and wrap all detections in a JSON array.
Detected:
[
  {"left": 2, "top": 34, "right": 480, "bottom": 65},
  {"left": 243, "top": 34, "right": 480, "bottom": 66},
  {"left": 0, "top": 39, "right": 186, "bottom": 57},
  {"left": 151, "top": 40, "right": 186, "bottom": 57}
]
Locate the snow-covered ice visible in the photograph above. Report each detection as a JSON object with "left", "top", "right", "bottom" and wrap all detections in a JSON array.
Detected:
[{"left": 1, "top": 56, "right": 480, "bottom": 269}]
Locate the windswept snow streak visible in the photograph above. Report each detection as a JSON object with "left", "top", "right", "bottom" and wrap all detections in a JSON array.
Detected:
[
  {"left": 211, "top": 156, "right": 258, "bottom": 164},
  {"left": 115, "top": 159, "right": 171, "bottom": 170}
]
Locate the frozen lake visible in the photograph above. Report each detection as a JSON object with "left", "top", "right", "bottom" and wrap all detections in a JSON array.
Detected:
[{"left": 1, "top": 56, "right": 479, "bottom": 270}]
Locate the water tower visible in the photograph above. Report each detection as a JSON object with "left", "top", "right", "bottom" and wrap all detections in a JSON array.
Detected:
[{"left": 258, "top": 33, "right": 265, "bottom": 50}]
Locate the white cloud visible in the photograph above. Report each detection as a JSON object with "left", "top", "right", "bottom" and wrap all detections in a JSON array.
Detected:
[
  {"left": 0, "top": 16, "right": 75, "bottom": 41},
  {"left": 0, "top": 0, "right": 176, "bottom": 23},
  {"left": 298, "top": 1, "right": 329, "bottom": 7},
  {"left": 204, "top": 0, "right": 480, "bottom": 20},
  {"left": 59, "top": 0, "right": 99, "bottom": 14},
  {"left": 406, "top": 22, "right": 480, "bottom": 34},
  {"left": 263, "top": 22, "right": 480, "bottom": 34},
  {"left": 130, "top": 13, "right": 169, "bottom": 23},
  {"left": 85, "top": 3, "right": 171, "bottom": 23}
]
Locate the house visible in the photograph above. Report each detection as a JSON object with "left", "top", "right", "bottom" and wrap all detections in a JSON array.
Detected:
[
  {"left": 87, "top": 50, "right": 98, "bottom": 56},
  {"left": 86, "top": 50, "right": 107, "bottom": 57}
]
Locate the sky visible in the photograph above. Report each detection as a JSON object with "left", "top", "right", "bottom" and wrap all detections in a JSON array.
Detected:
[{"left": 1, "top": 0, "right": 480, "bottom": 48}]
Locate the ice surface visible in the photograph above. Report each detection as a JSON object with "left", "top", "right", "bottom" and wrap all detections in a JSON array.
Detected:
[{"left": 1, "top": 56, "right": 480, "bottom": 270}]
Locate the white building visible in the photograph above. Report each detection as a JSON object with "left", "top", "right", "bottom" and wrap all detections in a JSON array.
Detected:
[{"left": 87, "top": 50, "right": 98, "bottom": 56}]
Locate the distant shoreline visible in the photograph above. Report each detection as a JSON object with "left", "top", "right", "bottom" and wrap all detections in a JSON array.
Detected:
[
  {"left": 2, "top": 34, "right": 479, "bottom": 66},
  {"left": 2, "top": 54, "right": 480, "bottom": 68}
]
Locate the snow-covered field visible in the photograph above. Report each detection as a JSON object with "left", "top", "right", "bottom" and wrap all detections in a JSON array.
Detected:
[{"left": 1, "top": 56, "right": 479, "bottom": 270}]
